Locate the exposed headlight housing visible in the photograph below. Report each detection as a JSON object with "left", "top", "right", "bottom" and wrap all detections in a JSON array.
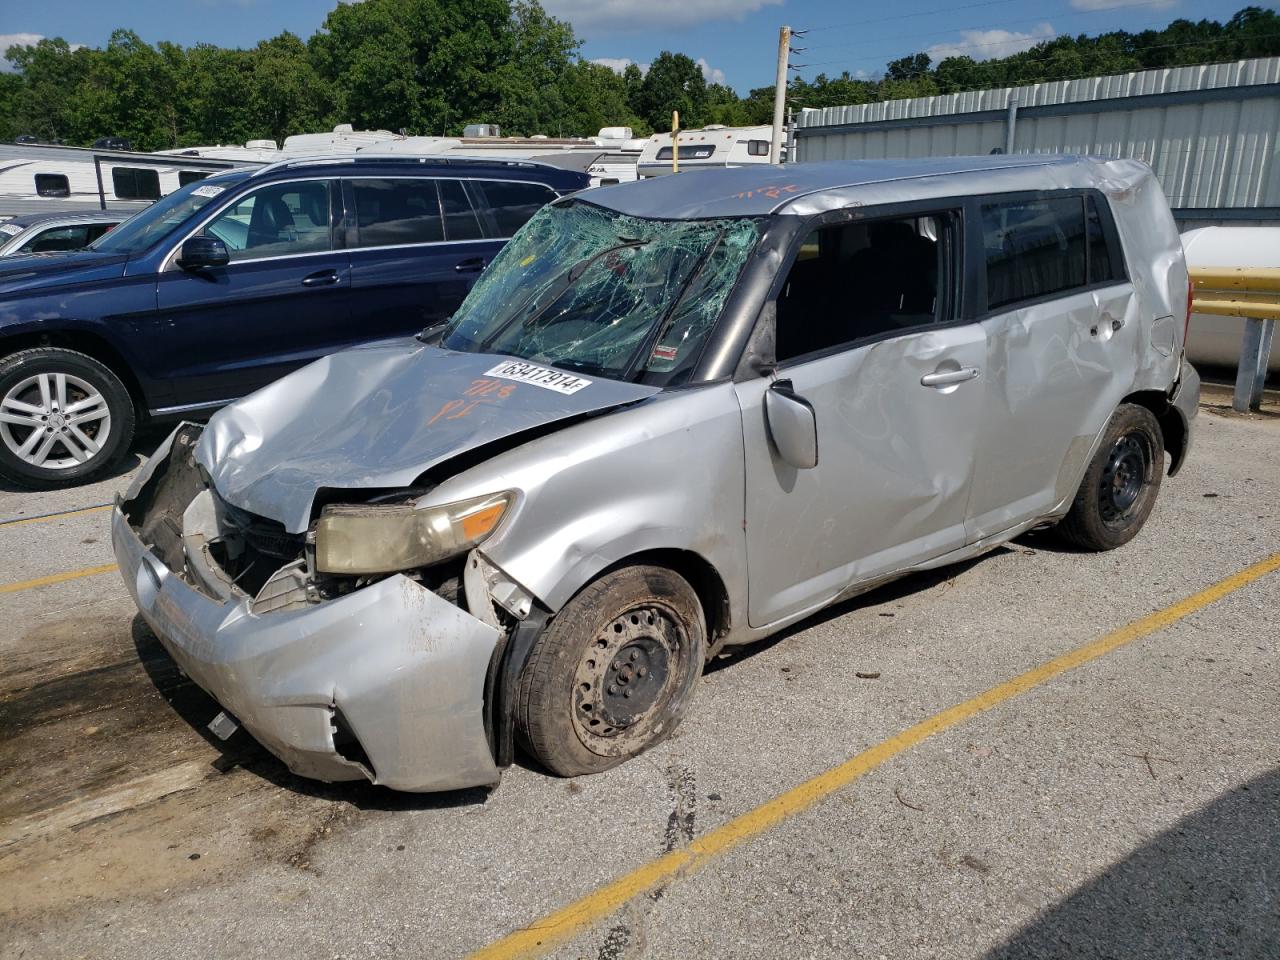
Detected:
[{"left": 314, "top": 492, "right": 512, "bottom": 575}]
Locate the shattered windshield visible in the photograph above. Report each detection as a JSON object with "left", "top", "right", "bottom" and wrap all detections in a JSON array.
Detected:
[{"left": 441, "top": 200, "right": 764, "bottom": 384}]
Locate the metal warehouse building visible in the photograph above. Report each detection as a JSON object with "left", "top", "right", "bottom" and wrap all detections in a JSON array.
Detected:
[{"left": 794, "top": 57, "right": 1280, "bottom": 228}]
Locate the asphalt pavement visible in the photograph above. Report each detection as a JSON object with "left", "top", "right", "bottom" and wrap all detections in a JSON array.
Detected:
[{"left": 1, "top": 392, "right": 1276, "bottom": 960}]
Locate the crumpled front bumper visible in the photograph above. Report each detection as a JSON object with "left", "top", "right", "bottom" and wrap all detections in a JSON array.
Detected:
[{"left": 111, "top": 432, "right": 502, "bottom": 793}]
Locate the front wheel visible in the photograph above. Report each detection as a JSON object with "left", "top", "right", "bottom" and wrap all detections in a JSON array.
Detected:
[
  {"left": 0, "top": 348, "right": 136, "bottom": 489},
  {"left": 516, "top": 565, "right": 707, "bottom": 777},
  {"left": 1056, "top": 403, "right": 1164, "bottom": 551}
]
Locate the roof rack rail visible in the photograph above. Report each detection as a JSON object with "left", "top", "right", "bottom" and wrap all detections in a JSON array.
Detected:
[{"left": 249, "top": 153, "right": 563, "bottom": 178}]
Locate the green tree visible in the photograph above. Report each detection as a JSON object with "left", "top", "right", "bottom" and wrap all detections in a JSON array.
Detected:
[{"left": 634, "top": 51, "right": 707, "bottom": 131}]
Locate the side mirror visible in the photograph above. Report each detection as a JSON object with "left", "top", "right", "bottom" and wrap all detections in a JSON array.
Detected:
[
  {"left": 177, "top": 235, "right": 229, "bottom": 269},
  {"left": 764, "top": 379, "right": 818, "bottom": 470}
]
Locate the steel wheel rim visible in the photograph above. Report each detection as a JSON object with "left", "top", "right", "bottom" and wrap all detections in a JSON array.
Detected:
[
  {"left": 1099, "top": 431, "right": 1150, "bottom": 526},
  {"left": 571, "top": 602, "right": 690, "bottom": 757},
  {"left": 0, "top": 372, "right": 111, "bottom": 470}
]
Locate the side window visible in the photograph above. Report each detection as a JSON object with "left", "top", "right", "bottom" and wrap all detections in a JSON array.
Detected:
[
  {"left": 747, "top": 140, "right": 770, "bottom": 157},
  {"left": 775, "top": 213, "right": 953, "bottom": 363},
  {"left": 112, "top": 167, "right": 162, "bottom": 201},
  {"left": 1086, "top": 195, "right": 1118, "bottom": 285},
  {"left": 200, "top": 180, "right": 333, "bottom": 261},
  {"left": 349, "top": 178, "right": 443, "bottom": 247},
  {"left": 438, "top": 179, "right": 484, "bottom": 241},
  {"left": 981, "top": 196, "right": 1086, "bottom": 311},
  {"left": 20, "top": 225, "right": 91, "bottom": 253},
  {"left": 35, "top": 174, "right": 70, "bottom": 198},
  {"left": 178, "top": 170, "right": 209, "bottom": 187},
  {"left": 469, "top": 180, "right": 557, "bottom": 238},
  {"left": 85, "top": 223, "right": 116, "bottom": 244}
]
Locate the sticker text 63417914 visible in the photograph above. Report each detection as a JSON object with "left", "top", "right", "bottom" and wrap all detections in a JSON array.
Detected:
[{"left": 485, "top": 361, "right": 592, "bottom": 395}]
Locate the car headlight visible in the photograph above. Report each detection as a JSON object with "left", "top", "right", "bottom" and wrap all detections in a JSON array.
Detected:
[{"left": 314, "top": 492, "right": 512, "bottom": 575}]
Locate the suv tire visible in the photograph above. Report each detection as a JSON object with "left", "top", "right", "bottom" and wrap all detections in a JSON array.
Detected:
[
  {"left": 516, "top": 565, "right": 706, "bottom": 777},
  {"left": 0, "top": 348, "right": 136, "bottom": 489},
  {"left": 1056, "top": 403, "right": 1164, "bottom": 551}
]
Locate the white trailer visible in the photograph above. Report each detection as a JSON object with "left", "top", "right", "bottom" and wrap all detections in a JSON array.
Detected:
[
  {"left": 0, "top": 143, "right": 250, "bottom": 217},
  {"left": 636, "top": 125, "right": 778, "bottom": 178}
]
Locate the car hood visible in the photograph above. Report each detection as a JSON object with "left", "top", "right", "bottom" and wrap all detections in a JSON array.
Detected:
[
  {"left": 0, "top": 250, "right": 129, "bottom": 294},
  {"left": 197, "top": 340, "right": 661, "bottom": 533}
]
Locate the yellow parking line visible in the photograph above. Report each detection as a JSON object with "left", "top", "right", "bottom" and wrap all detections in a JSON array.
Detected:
[
  {"left": 0, "top": 563, "right": 118, "bottom": 595},
  {"left": 468, "top": 549, "right": 1280, "bottom": 960},
  {"left": 0, "top": 504, "right": 112, "bottom": 527}
]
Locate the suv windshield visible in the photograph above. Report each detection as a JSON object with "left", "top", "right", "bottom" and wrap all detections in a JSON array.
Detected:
[
  {"left": 89, "top": 175, "right": 249, "bottom": 255},
  {"left": 441, "top": 200, "right": 763, "bottom": 384}
]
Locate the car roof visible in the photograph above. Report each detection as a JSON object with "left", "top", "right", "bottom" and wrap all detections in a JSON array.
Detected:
[
  {"left": 583, "top": 155, "right": 1104, "bottom": 220},
  {"left": 246, "top": 154, "right": 591, "bottom": 189},
  {"left": 5, "top": 210, "right": 126, "bottom": 228}
]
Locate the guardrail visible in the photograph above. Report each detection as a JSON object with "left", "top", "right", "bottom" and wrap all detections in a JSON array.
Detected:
[{"left": 1190, "top": 267, "right": 1279, "bottom": 412}]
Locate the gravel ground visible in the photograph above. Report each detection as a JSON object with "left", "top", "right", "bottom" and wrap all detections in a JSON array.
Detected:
[{"left": 0, "top": 396, "right": 1276, "bottom": 960}]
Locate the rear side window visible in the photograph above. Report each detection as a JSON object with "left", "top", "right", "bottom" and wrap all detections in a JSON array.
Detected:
[
  {"left": 469, "top": 180, "right": 557, "bottom": 237},
  {"left": 350, "top": 178, "right": 444, "bottom": 247},
  {"left": 438, "top": 179, "right": 484, "bottom": 240},
  {"left": 981, "top": 196, "right": 1087, "bottom": 311},
  {"left": 35, "top": 174, "right": 70, "bottom": 198},
  {"left": 178, "top": 170, "right": 209, "bottom": 187},
  {"left": 112, "top": 167, "right": 162, "bottom": 201}
]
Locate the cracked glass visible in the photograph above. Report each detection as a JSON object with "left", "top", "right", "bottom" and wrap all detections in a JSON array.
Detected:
[{"left": 441, "top": 200, "right": 764, "bottom": 385}]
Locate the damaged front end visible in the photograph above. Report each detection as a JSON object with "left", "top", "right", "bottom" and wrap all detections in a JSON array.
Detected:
[{"left": 113, "top": 422, "right": 528, "bottom": 792}]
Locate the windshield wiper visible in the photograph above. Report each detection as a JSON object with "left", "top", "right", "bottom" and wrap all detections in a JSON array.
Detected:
[
  {"left": 416, "top": 321, "right": 449, "bottom": 344},
  {"left": 476, "top": 237, "right": 650, "bottom": 352}
]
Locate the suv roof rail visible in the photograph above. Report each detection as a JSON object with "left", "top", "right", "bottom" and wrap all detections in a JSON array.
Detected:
[{"left": 249, "top": 153, "right": 568, "bottom": 179}]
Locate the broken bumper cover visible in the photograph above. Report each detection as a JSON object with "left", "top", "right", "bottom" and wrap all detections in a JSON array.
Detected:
[
  {"left": 111, "top": 439, "right": 503, "bottom": 793},
  {"left": 1170, "top": 358, "right": 1200, "bottom": 475}
]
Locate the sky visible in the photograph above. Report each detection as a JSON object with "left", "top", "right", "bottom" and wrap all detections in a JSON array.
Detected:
[{"left": 0, "top": 0, "right": 1267, "bottom": 93}]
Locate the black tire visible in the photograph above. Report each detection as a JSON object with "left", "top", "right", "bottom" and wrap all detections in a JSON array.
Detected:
[
  {"left": 1056, "top": 403, "right": 1164, "bottom": 551},
  {"left": 0, "top": 348, "right": 136, "bottom": 489},
  {"left": 516, "top": 565, "right": 707, "bottom": 777}
]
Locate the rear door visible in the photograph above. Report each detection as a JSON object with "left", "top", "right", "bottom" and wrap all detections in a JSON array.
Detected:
[
  {"left": 967, "top": 191, "right": 1139, "bottom": 538},
  {"left": 153, "top": 177, "right": 352, "bottom": 406},
  {"left": 343, "top": 177, "right": 500, "bottom": 342}
]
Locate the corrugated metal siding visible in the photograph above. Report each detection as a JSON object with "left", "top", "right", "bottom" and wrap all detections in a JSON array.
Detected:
[{"left": 795, "top": 58, "right": 1280, "bottom": 212}]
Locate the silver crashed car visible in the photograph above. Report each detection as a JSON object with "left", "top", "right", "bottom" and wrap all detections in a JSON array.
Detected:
[{"left": 113, "top": 156, "right": 1200, "bottom": 792}]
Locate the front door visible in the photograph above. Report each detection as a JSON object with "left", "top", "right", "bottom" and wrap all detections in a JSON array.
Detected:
[
  {"left": 153, "top": 177, "right": 351, "bottom": 407},
  {"left": 735, "top": 207, "right": 987, "bottom": 627}
]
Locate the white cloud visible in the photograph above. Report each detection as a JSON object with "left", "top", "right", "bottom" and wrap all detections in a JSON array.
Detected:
[
  {"left": 592, "top": 56, "right": 648, "bottom": 74},
  {"left": 1, "top": 33, "right": 44, "bottom": 71},
  {"left": 696, "top": 57, "right": 726, "bottom": 85},
  {"left": 545, "top": 0, "right": 782, "bottom": 33},
  {"left": 592, "top": 56, "right": 726, "bottom": 85},
  {"left": 1069, "top": 0, "right": 1176, "bottom": 9},
  {"left": 927, "top": 23, "right": 1056, "bottom": 62},
  {"left": 1, "top": 32, "right": 85, "bottom": 71}
]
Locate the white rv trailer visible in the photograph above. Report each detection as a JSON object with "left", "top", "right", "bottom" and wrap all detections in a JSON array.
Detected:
[
  {"left": 636, "top": 124, "right": 778, "bottom": 178},
  {"left": 154, "top": 139, "right": 282, "bottom": 163},
  {"left": 1182, "top": 226, "right": 1280, "bottom": 375},
  {"left": 0, "top": 143, "right": 251, "bottom": 217},
  {"left": 355, "top": 127, "right": 644, "bottom": 187}
]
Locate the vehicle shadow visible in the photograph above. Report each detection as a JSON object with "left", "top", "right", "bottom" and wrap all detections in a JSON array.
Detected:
[
  {"left": 704, "top": 548, "right": 1011, "bottom": 675},
  {"left": 0, "top": 425, "right": 168, "bottom": 494},
  {"left": 984, "top": 766, "right": 1280, "bottom": 959},
  {"left": 130, "top": 615, "right": 490, "bottom": 811}
]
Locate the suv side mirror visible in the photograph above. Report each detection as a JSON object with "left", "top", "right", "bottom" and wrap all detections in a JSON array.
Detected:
[
  {"left": 764, "top": 379, "right": 818, "bottom": 469},
  {"left": 177, "top": 235, "right": 229, "bottom": 269}
]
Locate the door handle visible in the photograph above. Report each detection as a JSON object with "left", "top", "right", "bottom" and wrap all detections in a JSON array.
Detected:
[
  {"left": 454, "top": 257, "right": 487, "bottom": 274},
  {"left": 301, "top": 269, "right": 340, "bottom": 287},
  {"left": 921, "top": 366, "right": 980, "bottom": 388}
]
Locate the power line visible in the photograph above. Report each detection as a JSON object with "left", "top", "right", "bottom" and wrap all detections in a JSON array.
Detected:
[
  {"left": 795, "top": 27, "right": 1280, "bottom": 74},
  {"left": 803, "top": 0, "right": 1189, "bottom": 56}
]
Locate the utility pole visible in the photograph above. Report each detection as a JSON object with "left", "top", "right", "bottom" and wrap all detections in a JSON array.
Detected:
[
  {"left": 769, "top": 25, "right": 791, "bottom": 165},
  {"left": 672, "top": 111, "right": 680, "bottom": 174}
]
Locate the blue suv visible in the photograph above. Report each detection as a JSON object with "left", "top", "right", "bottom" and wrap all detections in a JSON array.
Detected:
[{"left": 0, "top": 156, "right": 588, "bottom": 487}]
